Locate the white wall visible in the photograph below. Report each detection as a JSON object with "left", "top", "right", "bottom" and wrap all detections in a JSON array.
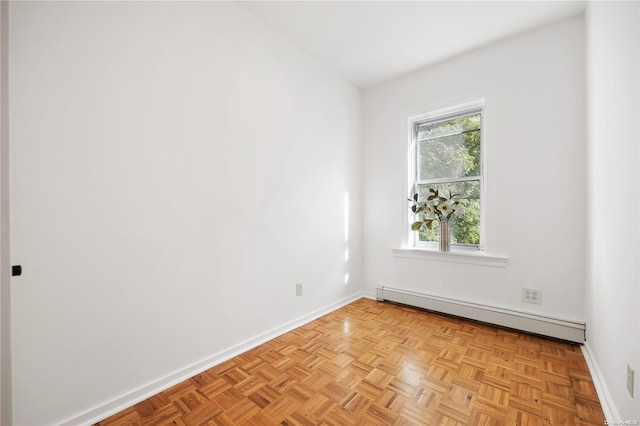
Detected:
[
  {"left": 362, "top": 17, "right": 587, "bottom": 319},
  {"left": 585, "top": 2, "right": 639, "bottom": 421},
  {"left": 9, "top": 2, "right": 361, "bottom": 424}
]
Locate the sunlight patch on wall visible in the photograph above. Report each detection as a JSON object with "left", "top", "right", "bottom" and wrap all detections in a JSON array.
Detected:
[{"left": 345, "top": 192, "right": 350, "bottom": 285}]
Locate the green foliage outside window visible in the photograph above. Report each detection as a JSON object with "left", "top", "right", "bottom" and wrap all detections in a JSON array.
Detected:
[{"left": 413, "top": 112, "right": 482, "bottom": 246}]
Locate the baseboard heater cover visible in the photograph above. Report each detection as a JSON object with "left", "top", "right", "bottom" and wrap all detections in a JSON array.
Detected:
[{"left": 376, "top": 286, "right": 585, "bottom": 343}]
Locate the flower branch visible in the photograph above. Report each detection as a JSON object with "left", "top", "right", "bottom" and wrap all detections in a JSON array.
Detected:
[{"left": 408, "top": 188, "right": 462, "bottom": 232}]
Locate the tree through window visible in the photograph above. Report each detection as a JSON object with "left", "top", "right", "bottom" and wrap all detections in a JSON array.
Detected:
[{"left": 411, "top": 104, "right": 483, "bottom": 248}]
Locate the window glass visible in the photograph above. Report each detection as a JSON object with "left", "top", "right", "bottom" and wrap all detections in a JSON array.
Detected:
[{"left": 412, "top": 108, "right": 482, "bottom": 247}]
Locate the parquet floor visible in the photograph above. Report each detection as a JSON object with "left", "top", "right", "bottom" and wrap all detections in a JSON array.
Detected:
[{"left": 96, "top": 298, "right": 605, "bottom": 425}]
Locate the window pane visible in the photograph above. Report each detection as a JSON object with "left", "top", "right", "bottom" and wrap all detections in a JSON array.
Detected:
[
  {"left": 417, "top": 113, "right": 481, "bottom": 181},
  {"left": 415, "top": 181, "right": 480, "bottom": 245},
  {"left": 417, "top": 112, "right": 481, "bottom": 139}
]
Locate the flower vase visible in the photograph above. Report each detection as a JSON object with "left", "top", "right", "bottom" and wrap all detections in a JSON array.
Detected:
[{"left": 439, "top": 219, "right": 450, "bottom": 252}]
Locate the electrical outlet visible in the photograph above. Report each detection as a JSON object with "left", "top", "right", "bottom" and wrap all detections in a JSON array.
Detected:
[
  {"left": 627, "top": 364, "right": 635, "bottom": 397},
  {"left": 521, "top": 287, "right": 542, "bottom": 305},
  {"left": 296, "top": 283, "right": 303, "bottom": 297}
]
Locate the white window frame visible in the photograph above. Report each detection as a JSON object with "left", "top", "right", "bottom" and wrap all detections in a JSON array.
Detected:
[{"left": 407, "top": 99, "right": 485, "bottom": 252}]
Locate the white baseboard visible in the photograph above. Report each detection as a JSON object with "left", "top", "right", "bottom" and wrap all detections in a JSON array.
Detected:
[
  {"left": 60, "top": 292, "right": 366, "bottom": 426},
  {"left": 376, "top": 286, "right": 586, "bottom": 343},
  {"left": 580, "top": 342, "right": 620, "bottom": 422}
]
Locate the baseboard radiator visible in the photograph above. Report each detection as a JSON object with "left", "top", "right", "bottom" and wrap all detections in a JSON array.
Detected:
[{"left": 376, "top": 286, "right": 585, "bottom": 343}]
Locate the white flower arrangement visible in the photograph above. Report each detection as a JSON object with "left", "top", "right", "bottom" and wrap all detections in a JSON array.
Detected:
[{"left": 409, "top": 188, "right": 462, "bottom": 231}]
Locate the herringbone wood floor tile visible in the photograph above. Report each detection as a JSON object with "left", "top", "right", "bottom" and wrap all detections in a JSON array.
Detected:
[{"left": 96, "top": 298, "right": 605, "bottom": 425}]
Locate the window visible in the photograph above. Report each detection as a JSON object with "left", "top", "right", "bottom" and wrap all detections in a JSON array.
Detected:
[{"left": 409, "top": 101, "right": 483, "bottom": 250}]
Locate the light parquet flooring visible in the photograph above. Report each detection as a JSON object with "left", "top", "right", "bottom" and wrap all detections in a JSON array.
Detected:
[{"left": 96, "top": 298, "right": 605, "bottom": 425}]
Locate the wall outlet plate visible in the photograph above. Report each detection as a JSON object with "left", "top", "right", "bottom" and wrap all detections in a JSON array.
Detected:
[
  {"left": 522, "top": 287, "right": 542, "bottom": 305},
  {"left": 296, "top": 283, "right": 303, "bottom": 297},
  {"left": 628, "top": 364, "right": 635, "bottom": 397}
]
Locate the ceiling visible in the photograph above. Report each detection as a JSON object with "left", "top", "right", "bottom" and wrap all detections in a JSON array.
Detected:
[{"left": 241, "top": 1, "right": 586, "bottom": 88}]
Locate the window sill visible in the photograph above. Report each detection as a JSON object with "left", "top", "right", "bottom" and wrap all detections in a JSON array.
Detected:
[{"left": 391, "top": 247, "right": 508, "bottom": 267}]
